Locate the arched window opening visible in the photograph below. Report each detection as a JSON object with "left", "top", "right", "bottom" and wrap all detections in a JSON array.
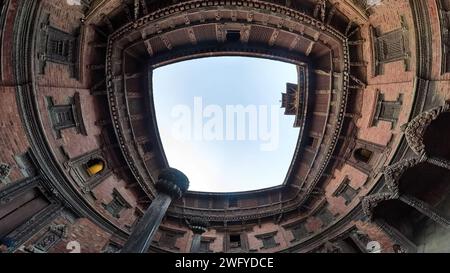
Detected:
[{"left": 86, "top": 158, "right": 105, "bottom": 176}]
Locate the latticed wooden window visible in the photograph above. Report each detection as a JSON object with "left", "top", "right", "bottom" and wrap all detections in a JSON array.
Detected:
[
  {"left": 371, "top": 16, "right": 410, "bottom": 75},
  {"left": 51, "top": 105, "right": 75, "bottom": 130},
  {"left": 46, "top": 25, "right": 76, "bottom": 64},
  {"left": 49, "top": 39, "right": 68, "bottom": 58},
  {"left": 377, "top": 31, "right": 405, "bottom": 62}
]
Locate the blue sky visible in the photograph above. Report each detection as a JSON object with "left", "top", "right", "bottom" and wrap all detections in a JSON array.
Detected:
[{"left": 153, "top": 57, "right": 299, "bottom": 192}]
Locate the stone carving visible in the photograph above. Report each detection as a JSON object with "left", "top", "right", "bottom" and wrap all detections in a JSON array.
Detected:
[
  {"left": 362, "top": 192, "right": 395, "bottom": 220},
  {"left": 362, "top": 156, "right": 425, "bottom": 219},
  {"left": 383, "top": 157, "right": 424, "bottom": 197},
  {"left": 405, "top": 103, "right": 450, "bottom": 156},
  {"left": 33, "top": 224, "right": 67, "bottom": 252}
]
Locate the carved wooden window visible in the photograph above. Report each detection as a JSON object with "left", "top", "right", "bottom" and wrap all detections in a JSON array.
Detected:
[
  {"left": 371, "top": 16, "right": 410, "bottom": 75},
  {"left": 256, "top": 231, "right": 279, "bottom": 249},
  {"left": 37, "top": 14, "right": 79, "bottom": 78},
  {"left": 437, "top": 0, "right": 450, "bottom": 73},
  {"left": 103, "top": 189, "right": 130, "bottom": 218},
  {"left": 67, "top": 150, "right": 111, "bottom": 191},
  {"left": 261, "top": 236, "right": 276, "bottom": 249},
  {"left": 371, "top": 92, "right": 403, "bottom": 128},
  {"left": 354, "top": 148, "right": 373, "bottom": 163},
  {"left": 225, "top": 233, "right": 248, "bottom": 252},
  {"left": 333, "top": 177, "right": 360, "bottom": 205},
  {"left": 49, "top": 39, "right": 69, "bottom": 60},
  {"left": 46, "top": 93, "right": 86, "bottom": 139},
  {"left": 46, "top": 27, "right": 77, "bottom": 65},
  {"left": 52, "top": 105, "right": 75, "bottom": 129}
]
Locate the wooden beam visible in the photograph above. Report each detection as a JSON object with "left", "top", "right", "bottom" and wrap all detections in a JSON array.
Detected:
[
  {"left": 144, "top": 39, "right": 154, "bottom": 56},
  {"left": 306, "top": 41, "right": 315, "bottom": 56},
  {"left": 160, "top": 35, "right": 173, "bottom": 50},
  {"left": 289, "top": 36, "right": 300, "bottom": 51},
  {"left": 240, "top": 26, "right": 251, "bottom": 43}
]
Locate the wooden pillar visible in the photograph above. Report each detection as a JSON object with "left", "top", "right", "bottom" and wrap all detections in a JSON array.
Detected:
[
  {"left": 121, "top": 168, "right": 189, "bottom": 253},
  {"left": 188, "top": 218, "right": 209, "bottom": 253}
]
